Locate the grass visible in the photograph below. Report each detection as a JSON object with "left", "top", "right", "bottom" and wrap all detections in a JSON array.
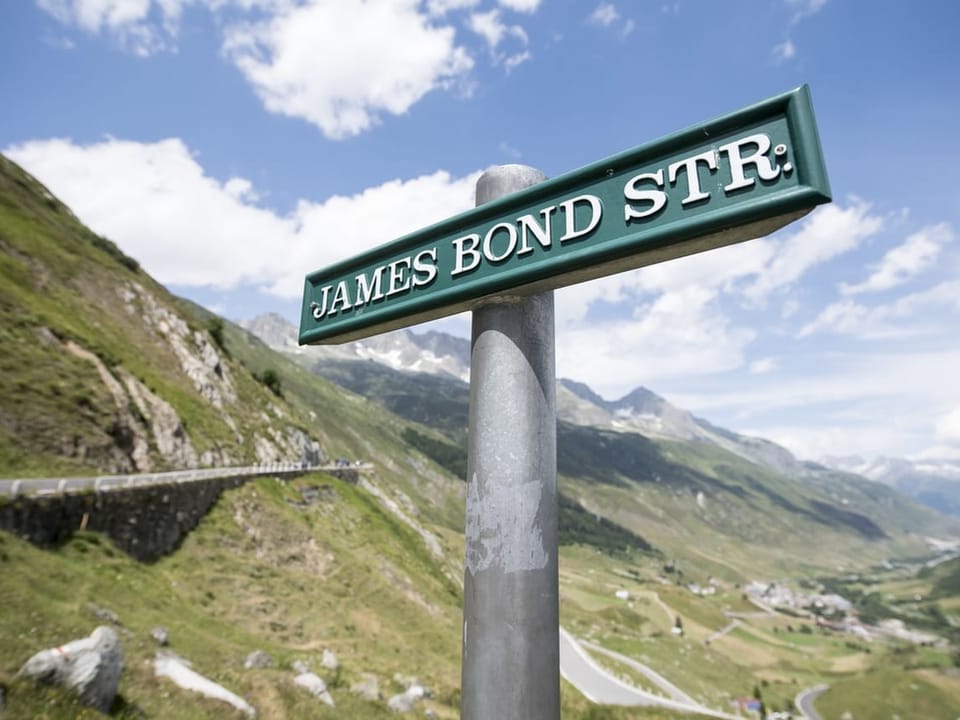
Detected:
[
  {"left": 0, "top": 475, "right": 465, "bottom": 718},
  {"left": 816, "top": 666, "right": 960, "bottom": 720}
]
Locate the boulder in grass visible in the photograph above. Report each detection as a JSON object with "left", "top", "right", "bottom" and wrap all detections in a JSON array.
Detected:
[
  {"left": 294, "top": 672, "right": 335, "bottom": 706},
  {"left": 387, "top": 691, "right": 417, "bottom": 713},
  {"left": 150, "top": 627, "right": 169, "bottom": 646},
  {"left": 18, "top": 626, "right": 123, "bottom": 713},
  {"left": 243, "top": 650, "right": 273, "bottom": 670},
  {"left": 155, "top": 652, "right": 255, "bottom": 717},
  {"left": 321, "top": 649, "right": 338, "bottom": 671},
  {"left": 350, "top": 673, "right": 381, "bottom": 702}
]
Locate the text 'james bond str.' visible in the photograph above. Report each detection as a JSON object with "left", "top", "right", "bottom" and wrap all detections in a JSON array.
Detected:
[{"left": 300, "top": 85, "right": 830, "bottom": 345}]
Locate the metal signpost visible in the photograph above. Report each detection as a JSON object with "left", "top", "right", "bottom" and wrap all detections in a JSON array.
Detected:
[{"left": 300, "top": 86, "right": 830, "bottom": 719}]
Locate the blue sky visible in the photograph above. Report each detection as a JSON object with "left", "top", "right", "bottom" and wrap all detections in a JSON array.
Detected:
[{"left": 2, "top": 0, "right": 959, "bottom": 463}]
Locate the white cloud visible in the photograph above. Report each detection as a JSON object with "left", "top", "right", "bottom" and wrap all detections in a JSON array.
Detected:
[
  {"left": 840, "top": 222, "right": 952, "bottom": 295},
  {"left": 467, "top": 8, "right": 531, "bottom": 70},
  {"left": 222, "top": 0, "right": 473, "bottom": 139},
  {"left": 912, "top": 445, "right": 960, "bottom": 462},
  {"left": 588, "top": 2, "right": 618, "bottom": 27},
  {"left": 4, "top": 137, "right": 479, "bottom": 297},
  {"left": 935, "top": 407, "right": 960, "bottom": 442},
  {"left": 772, "top": 0, "right": 828, "bottom": 63},
  {"left": 556, "top": 284, "right": 755, "bottom": 397},
  {"left": 772, "top": 38, "right": 795, "bottom": 63},
  {"left": 497, "top": 0, "right": 540, "bottom": 12},
  {"left": 743, "top": 201, "right": 884, "bottom": 302},
  {"left": 427, "top": 0, "right": 481, "bottom": 15},
  {"left": 786, "top": 0, "right": 829, "bottom": 24},
  {"left": 674, "top": 347, "right": 960, "bottom": 459},
  {"left": 503, "top": 50, "right": 532, "bottom": 72},
  {"left": 35, "top": 0, "right": 183, "bottom": 54},
  {"left": 38, "top": 0, "right": 152, "bottom": 31},
  {"left": 749, "top": 357, "right": 776, "bottom": 374},
  {"left": 277, "top": 168, "right": 480, "bottom": 296},
  {"left": 749, "top": 424, "right": 915, "bottom": 463},
  {"left": 799, "top": 280, "right": 960, "bottom": 338},
  {"left": 223, "top": 177, "right": 257, "bottom": 202},
  {"left": 587, "top": 2, "right": 633, "bottom": 36},
  {"left": 7, "top": 137, "right": 292, "bottom": 288}
]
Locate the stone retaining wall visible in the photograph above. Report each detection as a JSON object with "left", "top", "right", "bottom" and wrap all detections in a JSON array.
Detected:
[{"left": 0, "top": 469, "right": 358, "bottom": 561}]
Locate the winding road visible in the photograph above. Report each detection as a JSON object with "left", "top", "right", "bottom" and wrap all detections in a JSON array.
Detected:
[
  {"left": 795, "top": 684, "right": 828, "bottom": 720},
  {"left": 559, "top": 628, "right": 739, "bottom": 719}
]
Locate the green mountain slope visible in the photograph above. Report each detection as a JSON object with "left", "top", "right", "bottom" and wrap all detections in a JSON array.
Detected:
[
  {"left": 301, "top": 352, "right": 960, "bottom": 578},
  {"left": 0, "top": 155, "right": 327, "bottom": 477}
]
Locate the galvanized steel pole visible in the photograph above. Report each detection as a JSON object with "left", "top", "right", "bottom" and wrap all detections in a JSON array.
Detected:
[{"left": 461, "top": 165, "right": 560, "bottom": 720}]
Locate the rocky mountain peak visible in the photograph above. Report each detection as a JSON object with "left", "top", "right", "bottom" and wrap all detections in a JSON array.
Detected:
[{"left": 239, "top": 312, "right": 299, "bottom": 350}]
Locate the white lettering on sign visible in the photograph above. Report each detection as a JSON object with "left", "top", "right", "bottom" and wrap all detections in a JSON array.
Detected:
[
  {"left": 623, "top": 168, "right": 666, "bottom": 222},
  {"left": 310, "top": 131, "right": 794, "bottom": 323},
  {"left": 312, "top": 251, "right": 440, "bottom": 320},
  {"left": 668, "top": 149, "right": 718, "bottom": 206},
  {"left": 451, "top": 193, "right": 603, "bottom": 278},
  {"left": 516, "top": 207, "right": 555, "bottom": 256},
  {"left": 623, "top": 131, "right": 793, "bottom": 223}
]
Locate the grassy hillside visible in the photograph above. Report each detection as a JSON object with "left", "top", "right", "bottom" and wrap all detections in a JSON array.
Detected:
[
  {"left": 0, "top": 155, "right": 327, "bottom": 476},
  {"left": 0, "top": 475, "right": 698, "bottom": 720}
]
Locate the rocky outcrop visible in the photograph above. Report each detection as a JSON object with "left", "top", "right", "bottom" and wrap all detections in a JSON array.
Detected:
[
  {"left": 120, "top": 370, "right": 197, "bottom": 468},
  {"left": 18, "top": 626, "right": 123, "bottom": 713},
  {"left": 118, "top": 282, "right": 236, "bottom": 409},
  {"left": 61, "top": 337, "right": 202, "bottom": 474},
  {"left": 63, "top": 340, "right": 152, "bottom": 473}
]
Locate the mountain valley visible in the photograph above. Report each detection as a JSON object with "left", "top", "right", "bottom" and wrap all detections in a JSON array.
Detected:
[{"left": 2, "top": 154, "right": 960, "bottom": 718}]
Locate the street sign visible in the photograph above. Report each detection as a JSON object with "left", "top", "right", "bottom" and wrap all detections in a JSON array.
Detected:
[{"left": 299, "top": 85, "right": 830, "bottom": 345}]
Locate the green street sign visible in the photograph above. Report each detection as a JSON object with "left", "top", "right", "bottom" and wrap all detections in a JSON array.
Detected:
[{"left": 300, "top": 85, "right": 830, "bottom": 345}]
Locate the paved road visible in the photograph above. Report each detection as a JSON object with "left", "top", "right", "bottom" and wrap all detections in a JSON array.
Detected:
[
  {"left": 795, "top": 684, "right": 828, "bottom": 720},
  {"left": 559, "top": 628, "right": 739, "bottom": 719},
  {"left": 0, "top": 463, "right": 372, "bottom": 497},
  {"left": 579, "top": 638, "right": 699, "bottom": 705}
]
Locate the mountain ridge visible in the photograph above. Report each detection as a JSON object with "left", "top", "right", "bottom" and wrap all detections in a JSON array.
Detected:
[{"left": 246, "top": 312, "right": 808, "bottom": 476}]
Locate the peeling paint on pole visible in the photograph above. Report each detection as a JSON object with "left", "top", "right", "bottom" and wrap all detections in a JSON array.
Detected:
[{"left": 465, "top": 475, "right": 549, "bottom": 575}]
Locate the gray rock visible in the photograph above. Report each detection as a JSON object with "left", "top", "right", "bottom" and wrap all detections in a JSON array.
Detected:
[
  {"left": 292, "top": 660, "right": 310, "bottom": 674},
  {"left": 18, "top": 626, "right": 123, "bottom": 713},
  {"left": 294, "top": 672, "right": 335, "bottom": 706},
  {"left": 243, "top": 650, "right": 273, "bottom": 669},
  {"left": 321, "top": 648, "right": 339, "bottom": 671},
  {"left": 88, "top": 603, "right": 121, "bottom": 625},
  {"left": 150, "top": 627, "right": 169, "bottom": 646},
  {"left": 387, "top": 691, "right": 417, "bottom": 713},
  {"left": 350, "top": 673, "right": 381, "bottom": 701}
]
